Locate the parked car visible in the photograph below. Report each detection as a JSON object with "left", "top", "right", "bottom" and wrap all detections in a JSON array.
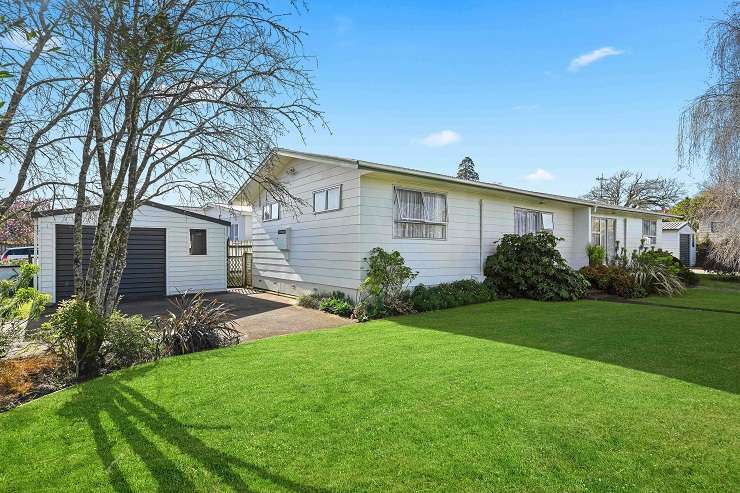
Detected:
[{"left": 2, "top": 246, "right": 35, "bottom": 262}]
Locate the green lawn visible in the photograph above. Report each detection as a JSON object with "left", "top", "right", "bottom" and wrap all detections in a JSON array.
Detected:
[
  {"left": 1, "top": 299, "right": 739, "bottom": 492},
  {"left": 640, "top": 276, "right": 740, "bottom": 313}
]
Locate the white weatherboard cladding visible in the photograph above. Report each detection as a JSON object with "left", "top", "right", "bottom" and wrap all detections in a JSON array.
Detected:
[
  {"left": 34, "top": 204, "right": 227, "bottom": 303},
  {"left": 661, "top": 223, "right": 696, "bottom": 266},
  {"left": 241, "top": 157, "right": 670, "bottom": 297},
  {"left": 249, "top": 158, "right": 362, "bottom": 297}
]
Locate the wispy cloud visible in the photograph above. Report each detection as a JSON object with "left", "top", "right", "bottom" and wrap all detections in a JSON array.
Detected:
[
  {"left": 568, "top": 47, "right": 623, "bottom": 72},
  {"left": 421, "top": 130, "right": 461, "bottom": 147},
  {"left": 525, "top": 168, "right": 555, "bottom": 182}
]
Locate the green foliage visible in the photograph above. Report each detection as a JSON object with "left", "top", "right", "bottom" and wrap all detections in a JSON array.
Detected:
[
  {"left": 637, "top": 249, "right": 698, "bottom": 289},
  {"left": 319, "top": 297, "right": 354, "bottom": 318},
  {"left": 579, "top": 265, "right": 647, "bottom": 299},
  {"left": 484, "top": 232, "right": 590, "bottom": 301},
  {"left": 37, "top": 298, "right": 105, "bottom": 374},
  {"left": 586, "top": 244, "right": 606, "bottom": 267},
  {"left": 0, "top": 263, "right": 50, "bottom": 359},
  {"left": 158, "top": 292, "right": 239, "bottom": 356},
  {"left": 356, "top": 248, "right": 417, "bottom": 320},
  {"left": 667, "top": 196, "right": 706, "bottom": 230},
  {"left": 411, "top": 279, "right": 495, "bottom": 312},
  {"left": 296, "top": 293, "right": 323, "bottom": 310},
  {"left": 100, "top": 312, "right": 158, "bottom": 370},
  {"left": 630, "top": 253, "right": 686, "bottom": 297}
]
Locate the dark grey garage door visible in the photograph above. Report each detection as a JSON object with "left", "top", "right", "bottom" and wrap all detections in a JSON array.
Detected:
[
  {"left": 56, "top": 225, "right": 166, "bottom": 301},
  {"left": 679, "top": 234, "right": 691, "bottom": 266}
]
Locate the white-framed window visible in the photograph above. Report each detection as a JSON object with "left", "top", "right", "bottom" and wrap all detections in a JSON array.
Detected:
[
  {"left": 642, "top": 219, "right": 657, "bottom": 244},
  {"left": 393, "top": 187, "right": 447, "bottom": 239},
  {"left": 229, "top": 223, "right": 239, "bottom": 240},
  {"left": 313, "top": 185, "right": 342, "bottom": 213},
  {"left": 189, "top": 229, "right": 207, "bottom": 255},
  {"left": 514, "top": 208, "right": 554, "bottom": 235},
  {"left": 262, "top": 202, "right": 279, "bottom": 222},
  {"left": 591, "top": 217, "right": 617, "bottom": 257}
]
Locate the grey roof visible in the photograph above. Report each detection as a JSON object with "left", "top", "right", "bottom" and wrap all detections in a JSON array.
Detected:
[
  {"left": 258, "top": 148, "right": 677, "bottom": 218},
  {"left": 33, "top": 201, "right": 231, "bottom": 227},
  {"left": 661, "top": 221, "right": 689, "bottom": 231}
]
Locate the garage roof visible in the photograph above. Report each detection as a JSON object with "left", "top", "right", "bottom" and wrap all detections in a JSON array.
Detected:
[{"left": 32, "top": 200, "right": 231, "bottom": 227}]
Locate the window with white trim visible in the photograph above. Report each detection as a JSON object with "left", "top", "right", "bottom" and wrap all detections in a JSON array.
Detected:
[
  {"left": 229, "top": 223, "right": 239, "bottom": 240},
  {"left": 514, "top": 208, "right": 554, "bottom": 235},
  {"left": 313, "top": 185, "right": 341, "bottom": 213},
  {"left": 393, "top": 187, "right": 447, "bottom": 239},
  {"left": 262, "top": 202, "right": 279, "bottom": 222},
  {"left": 642, "top": 219, "right": 657, "bottom": 244}
]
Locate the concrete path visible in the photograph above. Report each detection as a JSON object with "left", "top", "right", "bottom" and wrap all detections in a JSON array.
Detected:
[{"left": 119, "top": 289, "right": 355, "bottom": 342}]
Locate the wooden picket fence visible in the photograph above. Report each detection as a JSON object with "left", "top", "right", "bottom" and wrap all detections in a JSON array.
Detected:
[{"left": 227, "top": 241, "right": 252, "bottom": 288}]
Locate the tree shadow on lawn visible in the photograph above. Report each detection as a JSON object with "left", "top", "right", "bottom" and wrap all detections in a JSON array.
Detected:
[
  {"left": 58, "top": 365, "right": 333, "bottom": 493},
  {"left": 391, "top": 300, "right": 740, "bottom": 394}
]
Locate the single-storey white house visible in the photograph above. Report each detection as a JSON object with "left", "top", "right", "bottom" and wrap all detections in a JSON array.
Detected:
[
  {"left": 233, "top": 149, "right": 673, "bottom": 298},
  {"left": 184, "top": 203, "right": 252, "bottom": 242},
  {"left": 660, "top": 221, "right": 697, "bottom": 266},
  {"left": 33, "top": 201, "right": 229, "bottom": 303}
]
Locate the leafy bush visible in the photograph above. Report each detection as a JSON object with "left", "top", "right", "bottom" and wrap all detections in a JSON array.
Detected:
[
  {"left": 411, "top": 279, "right": 495, "bottom": 312},
  {"left": 579, "top": 265, "right": 647, "bottom": 298},
  {"left": 158, "top": 292, "right": 239, "bottom": 356},
  {"left": 296, "top": 293, "right": 323, "bottom": 310},
  {"left": 606, "top": 268, "right": 647, "bottom": 298},
  {"left": 586, "top": 244, "right": 606, "bottom": 267},
  {"left": 318, "top": 297, "right": 354, "bottom": 317},
  {"left": 485, "top": 232, "right": 590, "bottom": 301},
  {"left": 36, "top": 298, "right": 106, "bottom": 376},
  {"left": 100, "top": 312, "right": 158, "bottom": 370},
  {"left": 298, "top": 291, "right": 355, "bottom": 317},
  {"left": 0, "top": 263, "right": 50, "bottom": 359},
  {"left": 355, "top": 248, "right": 417, "bottom": 320}
]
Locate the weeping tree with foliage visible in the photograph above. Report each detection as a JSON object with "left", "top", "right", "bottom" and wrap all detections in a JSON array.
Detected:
[
  {"left": 456, "top": 156, "right": 479, "bottom": 181},
  {"left": 8, "top": 0, "right": 323, "bottom": 378},
  {"left": 678, "top": 2, "right": 740, "bottom": 271}
]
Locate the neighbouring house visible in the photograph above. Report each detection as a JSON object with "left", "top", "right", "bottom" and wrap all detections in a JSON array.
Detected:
[
  {"left": 697, "top": 213, "right": 731, "bottom": 243},
  {"left": 33, "top": 201, "right": 229, "bottom": 303},
  {"left": 184, "top": 203, "right": 252, "bottom": 242},
  {"left": 660, "top": 221, "right": 696, "bottom": 266},
  {"left": 232, "top": 149, "right": 673, "bottom": 298}
]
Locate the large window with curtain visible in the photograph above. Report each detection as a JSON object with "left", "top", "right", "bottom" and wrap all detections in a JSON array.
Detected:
[
  {"left": 514, "top": 208, "right": 554, "bottom": 235},
  {"left": 642, "top": 219, "right": 657, "bottom": 245},
  {"left": 592, "top": 217, "right": 617, "bottom": 258},
  {"left": 393, "top": 188, "right": 447, "bottom": 239}
]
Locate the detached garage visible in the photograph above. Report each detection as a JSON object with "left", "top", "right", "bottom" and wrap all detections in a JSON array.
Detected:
[
  {"left": 661, "top": 221, "right": 697, "bottom": 267},
  {"left": 34, "top": 202, "right": 229, "bottom": 303}
]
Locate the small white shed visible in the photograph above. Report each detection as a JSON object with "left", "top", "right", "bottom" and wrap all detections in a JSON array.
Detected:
[
  {"left": 660, "top": 221, "right": 696, "bottom": 267},
  {"left": 33, "top": 201, "right": 229, "bottom": 303}
]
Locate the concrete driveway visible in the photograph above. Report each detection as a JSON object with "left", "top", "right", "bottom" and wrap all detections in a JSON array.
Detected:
[{"left": 119, "top": 289, "right": 355, "bottom": 341}]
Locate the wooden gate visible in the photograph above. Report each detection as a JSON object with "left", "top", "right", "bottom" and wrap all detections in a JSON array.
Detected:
[{"left": 227, "top": 241, "right": 252, "bottom": 288}]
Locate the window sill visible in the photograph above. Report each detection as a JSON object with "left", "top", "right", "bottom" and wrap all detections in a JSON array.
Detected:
[{"left": 313, "top": 207, "right": 341, "bottom": 215}]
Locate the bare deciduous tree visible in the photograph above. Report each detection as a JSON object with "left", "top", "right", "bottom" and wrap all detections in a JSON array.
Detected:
[
  {"left": 583, "top": 170, "right": 685, "bottom": 210},
  {"left": 7, "top": 0, "right": 324, "bottom": 378},
  {"left": 678, "top": 2, "right": 740, "bottom": 271},
  {"left": 0, "top": 0, "right": 85, "bottom": 219}
]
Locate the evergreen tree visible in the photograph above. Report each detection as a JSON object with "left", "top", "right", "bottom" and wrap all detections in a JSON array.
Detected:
[{"left": 456, "top": 156, "right": 479, "bottom": 181}]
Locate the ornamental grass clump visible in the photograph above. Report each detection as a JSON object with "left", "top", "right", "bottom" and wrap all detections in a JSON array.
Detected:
[{"left": 158, "top": 292, "right": 240, "bottom": 356}]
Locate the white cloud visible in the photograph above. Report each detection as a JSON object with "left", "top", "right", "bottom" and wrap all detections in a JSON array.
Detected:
[
  {"left": 568, "top": 47, "right": 623, "bottom": 72},
  {"left": 525, "top": 168, "right": 555, "bottom": 182},
  {"left": 421, "top": 130, "right": 461, "bottom": 147}
]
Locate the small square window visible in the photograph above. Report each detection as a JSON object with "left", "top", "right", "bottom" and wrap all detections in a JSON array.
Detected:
[
  {"left": 262, "top": 202, "right": 280, "bottom": 221},
  {"left": 313, "top": 185, "right": 342, "bottom": 213},
  {"left": 189, "top": 229, "right": 207, "bottom": 255}
]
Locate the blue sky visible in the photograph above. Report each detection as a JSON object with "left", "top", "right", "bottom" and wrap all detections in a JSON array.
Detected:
[{"left": 278, "top": 0, "right": 729, "bottom": 198}]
